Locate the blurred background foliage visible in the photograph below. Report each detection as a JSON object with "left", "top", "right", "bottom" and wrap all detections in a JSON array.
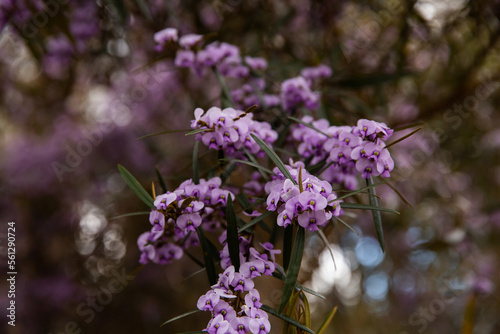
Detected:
[{"left": 0, "top": 0, "right": 499, "bottom": 333}]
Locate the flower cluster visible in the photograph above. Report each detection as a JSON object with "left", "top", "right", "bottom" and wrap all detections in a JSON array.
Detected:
[
  {"left": 280, "top": 65, "right": 331, "bottom": 112},
  {"left": 137, "top": 177, "right": 234, "bottom": 265},
  {"left": 197, "top": 244, "right": 279, "bottom": 334},
  {"left": 264, "top": 161, "right": 342, "bottom": 231},
  {"left": 191, "top": 106, "right": 278, "bottom": 158},
  {"left": 290, "top": 116, "right": 395, "bottom": 189}
]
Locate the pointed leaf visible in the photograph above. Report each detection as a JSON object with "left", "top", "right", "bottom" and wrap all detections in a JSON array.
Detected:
[
  {"left": 288, "top": 116, "right": 330, "bottom": 137},
  {"left": 273, "top": 265, "right": 327, "bottom": 299},
  {"left": 110, "top": 211, "right": 151, "bottom": 220},
  {"left": 160, "top": 309, "right": 201, "bottom": 327},
  {"left": 243, "top": 147, "right": 271, "bottom": 181},
  {"left": 213, "top": 67, "right": 234, "bottom": 107},
  {"left": 331, "top": 178, "right": 398, "bottom": 202},
  {"left": 225, "top": 195, "right": 240, "bottom": 271},
  {"left": 239, "top": 211, "right": 273, "bottom": 233},
  {"left": 137, "top": 129, "right": 191, "bottom": 140},
  {"left": 283, "top": 225, "right": 293, "bottom": 272},
  {"left": 339, "top": 202, "right": 399, "bottom": 215},
  {"left": 367, "top": 176, "right": 385, "bottom": 252},
  {"left": 155, "top": 166, "right": 167, "bottom": 193},
  {"left": 385, "top": 127, "right": 423, "bottom": 148},
  {"left": 250, "top": 134, "right": 297, "bottom": 185},
  {"left": 279, "top": 227, "right": 305, "bottom": 313},
  {"left": 134, "top": 0, "right": 152, "bottom": 21},
  {"left": 316, "top": 306, "right": 338, "bottom": 334},
  {"left": 196, "top": 227, "right": 217, "bottom": 285},
  {"left": 220, "top": 158, "right": 275, "bottom": 176},
  {"left": 193, "top": 141, "right": 200, "bottom": 184},
  {"left": 302, "top": 292, "right": 312, "bottom": 329},
  {"left": 317, "top": 229, "right": 336, "bottom": 270},
  {"left": 118, "top": 164, "right": 155, "bottom": 208},
  {"left": 185, "top": 128, "right": 210, "bottom": 136},
  {"left": 261, "top": 304, "right": 315, "bottom": 334}
]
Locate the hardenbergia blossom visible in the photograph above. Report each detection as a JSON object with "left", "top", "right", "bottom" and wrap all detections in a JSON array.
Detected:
[
  {"left": 197, "top": 244, "right": 279, "bottom": 334},
  {"left": 190, "top": 106, "right": 278, "bottom": 159},
  {"left": 264, "top": 160, "right": 343, "bottom": 231},
  {"left": 138, "top": 177, "right": 234, "bottom": 265}
]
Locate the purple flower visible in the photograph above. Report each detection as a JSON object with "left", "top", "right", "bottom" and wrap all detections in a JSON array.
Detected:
[
  {"left": 154, "top": 192, "right": 177, "bottom": 210},
  {"left": 174, "top": 50, "right": 196, "bottom": 67},
  {"left": 179, "top": 33, "right": 203, "bottom": 48},
  {"left": 214, "top": 300, "right": 237, "bottom": 321},
  {"left": 231, "top": 272, "right": 255, "bottom": 292},
  {"left": 149, "top": 210, "right": 165, "bottom": 227},
  {"left": 176, "top": 213, "right": 202, "bottom": 231},
  {"left": 277, "top": 209, "right": 293, "bottom": 227},
  {"left": 301, "top": 64, "right": 332, "bottom": 81},
  {"left": 245, "top": 289, "right": 262, "bottom": 308},
  {"left": 153, "top": 243, "right": 183, "bottom": 265},
  {"left": 154, "top": 27, "right": 178, "bottom": 50},
  {"left": 298, "top": 191, "right": 327, "bottom": 211},
  {"left": 240, "top": 260, "right": 264, "bottom": 279},
  {"left": 244, "top": 56, "right": 268, "bottom": 71},
  {"left": 230, "top": 317, "right": 251, "bottom": 334},
  {"left": 207, "top": 314, "right": 231, "bottom": 334},
  {"left": 355, "top": 158, "right": 380, "bottom": 179},
  {"left": 298, "top": 210, "right": 328, "bottom": 231},
  {"left": 248, "top": 317, "right": 271, "bottom": 334},
  {"left": 197, "top": 290, "right": 221, "bottom": 311}
]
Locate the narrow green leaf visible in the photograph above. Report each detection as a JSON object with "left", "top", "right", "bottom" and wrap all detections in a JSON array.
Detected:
[
  {"left": 261, "top": 304, "right": 315, "bottom": 334},
  {"left": 367, "top": 176, "right": 385, "bottom": 252},
  {"left": 273, "top": 265, "right": 326, "bottom": 299},
  {"left": 185, "top": 128, "right": 210, "bottom": 136},
  {"left": 155, "top": 166, "right": 167, "bottom": 193},
  {"left": 137, "top": 129, "right": 191, "bottom": 140},
  {"left": 339, "top": 202, "right": 399, "bottom": 215},
  {"left": 220, "top": 158, "right": 275, "bottom": 176},
  {"left": 283, "top": 225, "right": 293, "bottom": 272},
  {"left": 225, "top": 195, "right": 240, "bottom": 271},
  {"left": 332, "top": 216, "right": 359, "bottom": 236},
  {"left": 236, "top": 193, "right": 253, "bottom": 214},
  {"left": 243, "top": 147, "right": 271, "bottom": 181},
  {"left": 288, "top": 116, "right": 330, "bottom": 137},
  {"left": 283, "top": 291, "right": 302, "bottom": 334},
  {"left": 195, "top": 227, "right": 217, "bottom": 285},
  {"left": 239, "top": 211, "right": 273, "bottom": 233},
  {"left": 317, "top": 229, "right": 336, "bottom": 270},
  {"left": 250, "top": 134, "right": 297, "bottom": 185},
  {"left": 307, "top": 160, "right": 327, "bottom": 175},
  {"left": 394, "top": 122, "right": 425, "bottom": 132},
  {"left": 331, "top": 178, "right": 398, "bottom": 202},
  {"left": 134, "top": 0, "right": 152, "bottom": 21},
  {"left": 118, "top": 165, "right": 155, "bottom": 208},
  {"left": 160, "top": 310, "right": 201, "bottom": 327},
  {"left": 279, "top": 227, "right": 305, "bottom": 313},
  {"left": 385, "top": 127, "right": 423, "bottom": 149},
  {"left": 385, "top": 181, "right": 413, "bottom": 208},
  {"left": 181, "top": 267, "right": 206, "bottom": 284},
  {"left": 302, "top": 292, "right": 312, "bottom": 329},
  {"left": 193, "top": 141, "right": 200, "bottom": 184},
  {"left": 110, "top": 211, "right": 151, "bottom": 220},
  {"left": 213, "top": 67, "right": 234, "bottom": 107},
  {"left": 316, "top": 306, "right": 338, "bottom": 334}
]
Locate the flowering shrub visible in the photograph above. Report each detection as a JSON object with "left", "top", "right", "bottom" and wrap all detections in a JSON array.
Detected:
[{"left": 117, "top": 28, "right": 416, "bottom": 334}]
